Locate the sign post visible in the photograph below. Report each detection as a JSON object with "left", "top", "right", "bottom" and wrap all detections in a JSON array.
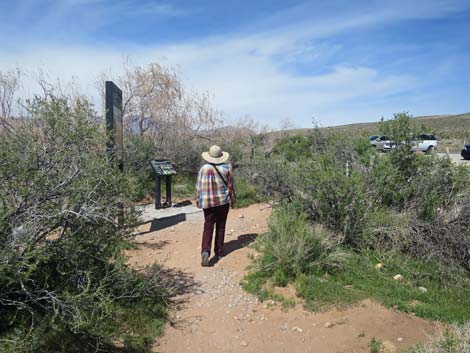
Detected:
[
  {"left": 149, "top": 160, "right": 177, "bottom": 209},
  {"left": 105, "top": 81, "right": 124, "bottom": 171}
]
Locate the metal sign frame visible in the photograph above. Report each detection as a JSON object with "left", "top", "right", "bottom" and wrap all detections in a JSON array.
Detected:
[{"left": 149, "top": 160, "right": 177, "bottom": 209}]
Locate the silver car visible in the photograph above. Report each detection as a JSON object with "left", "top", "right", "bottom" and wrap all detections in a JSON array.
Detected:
[{"left": 370, "top": 135, "right": 395, "bottom": 152}]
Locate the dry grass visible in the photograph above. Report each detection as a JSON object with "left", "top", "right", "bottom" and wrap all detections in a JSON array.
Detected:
[{"left": 409, "top": 322, "right": 470, "bottom": 353}]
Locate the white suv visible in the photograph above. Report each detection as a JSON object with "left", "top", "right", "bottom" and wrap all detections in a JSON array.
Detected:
[{"left": 411, "top": 134, "right": 438, "bottom": 154}]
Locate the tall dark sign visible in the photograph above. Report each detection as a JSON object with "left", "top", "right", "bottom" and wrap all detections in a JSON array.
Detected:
[{"left": 105, "top": 81, "right": 124, "bottom": 171}]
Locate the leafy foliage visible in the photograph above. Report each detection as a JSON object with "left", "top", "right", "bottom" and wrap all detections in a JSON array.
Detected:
[
  {"left": 0, "top": 96, "right": 171, "bottom": 352},
  {"left": 243, "top": 113, "right": 470, "bottom": 322}
]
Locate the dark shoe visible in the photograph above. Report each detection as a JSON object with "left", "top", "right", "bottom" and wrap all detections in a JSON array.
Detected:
[
  {"left": 209, "top": 255, "right": 223, "bottom": 266},
  {"left": 201, "top": 251, "right": 210, "bottom": 267}
]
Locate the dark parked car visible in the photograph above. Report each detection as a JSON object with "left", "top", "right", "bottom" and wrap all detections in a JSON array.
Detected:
[{"left": 461, "top": 144, "right": 470, "bottom": 160}]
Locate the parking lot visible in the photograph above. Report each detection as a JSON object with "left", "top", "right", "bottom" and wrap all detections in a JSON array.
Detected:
[{"left": 437, "top": 153, "right": 470, "bottom": 165}]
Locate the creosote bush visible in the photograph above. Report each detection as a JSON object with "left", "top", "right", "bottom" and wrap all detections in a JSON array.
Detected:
[
  {"left": 244, "top": 113, "right": 470, "bottom": 269},
  {"left": 0, "top": 95, "right": 173, "bottom": 352},
  {"left": 243, "top": 113, "right": 470, "bottom": 322}
]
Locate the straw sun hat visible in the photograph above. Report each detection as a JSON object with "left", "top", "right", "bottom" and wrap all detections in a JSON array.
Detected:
[{"left": 202, "top": 145, "right": 230, "bottom": 164}]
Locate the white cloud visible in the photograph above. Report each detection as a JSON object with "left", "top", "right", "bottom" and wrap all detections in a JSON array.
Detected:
[
  {"left": 2, "top": 0, "right": 467, "bottom": 127},
  {"left": 0, "top": 38, "right": 415, "bottom": 127}
]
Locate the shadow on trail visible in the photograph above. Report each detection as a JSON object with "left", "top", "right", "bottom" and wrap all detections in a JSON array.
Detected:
[
  {"left": 135, "top": 213, "right": 187, "bottom": 236},
  {"left": 134, "top": 239, "right": 170, "bottom": 250},
  {"left": 223, "top": 233, "right": 258, "bottom": 257},
  {"left": 173, "top": 200, "right": 193, "bottom": 207},
  {"left": 156, "top": 267, "right": 204, "bottom": 331},
  {"left": 156, "top": 267, "right": 200, "bottom": 298}
]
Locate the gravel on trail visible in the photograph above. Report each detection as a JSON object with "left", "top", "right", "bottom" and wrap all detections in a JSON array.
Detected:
[{"left": 127, "top": 202, "right": 439, "bottom": 353}]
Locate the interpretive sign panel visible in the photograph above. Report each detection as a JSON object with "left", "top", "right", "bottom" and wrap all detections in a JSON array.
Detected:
[
  {"left": 149, "top": 160, "right": 177, "bottom": 176},
  {"left": 149, "top": 160, "right": 177, "bottom": 209}
]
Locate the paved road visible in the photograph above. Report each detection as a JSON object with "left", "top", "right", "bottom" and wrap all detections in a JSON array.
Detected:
[{"left": 437, "top": 153, "right": 470, "bottom": 165}]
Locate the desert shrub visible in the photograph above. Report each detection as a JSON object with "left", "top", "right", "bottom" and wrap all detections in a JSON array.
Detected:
[
  {"left": 124, "top": 134, "right": 157, "bottom": 200},
  {"left": 0, "top": 95, "right": 172, "bottom": 352},
  {"left": 234, "top": 176, "right": 267, "bottom": 208},
  {"left": 404, "top": 198, "right": 470, "bottom": 270},
  {"left": 243, "top": 112, "right": 470, "bottom": 314},
  {"left": 239, "top": 158, "right": 298, "bottom": 200},
  {"left": 369, "top": 153, "right": 415, "bottom": 208},
  {"left": 300, "top": 155, "right": 369, "bottom": 246},
  {"left": 257, "top": 203, "right": 325, "bottom": 279},
  {"left": 361, "top": 207, "right": 412, "bottom": 250},
  {"left": 251, "top": 203, "right": 350, "bottom": 284},
  {"left": 271, "top": 134, "right": 315, "bottom": 161}
]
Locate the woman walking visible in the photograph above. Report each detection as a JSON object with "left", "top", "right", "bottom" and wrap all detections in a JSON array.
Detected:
[{"left": 196, "top": 145, "right": 236, "bottom": 267}]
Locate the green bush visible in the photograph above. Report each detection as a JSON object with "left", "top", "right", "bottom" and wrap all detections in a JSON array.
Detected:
[
  {"left": 248, "top": 203, "right": 351, "bottom": 285},
  {"left": 172, "top": 173, "right": 197, "bottom": 198},
  {"left": 234, "top": 176, "right": 267, "bottom": 208},
  {"left": 259, "top": 203, "right": 325, "bottom": 278},
  {"left": 124, "top": 135, "right": 158, "bottom": 201},
  {"left": 242, "top": 112, "right": 470, "bottom": 320},
  {"left": 244, "top": 113, "right": 470, "bottom": 266},
  {"left": 0, "top": 96, "right": 171, "bottom": 352}
]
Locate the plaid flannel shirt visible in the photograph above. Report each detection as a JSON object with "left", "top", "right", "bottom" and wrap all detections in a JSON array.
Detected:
[{"left": 196, "top": 163, "right": 235, "bottom": 209}]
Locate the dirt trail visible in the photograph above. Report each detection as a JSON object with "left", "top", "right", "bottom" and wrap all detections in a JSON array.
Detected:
[{"left": 127, "top": 203, "right": 438, "bottom": 353}]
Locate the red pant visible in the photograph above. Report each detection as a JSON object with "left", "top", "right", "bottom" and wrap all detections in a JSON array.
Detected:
[{"left": 201, "top": 203, "right": 230, "bottom": 256}]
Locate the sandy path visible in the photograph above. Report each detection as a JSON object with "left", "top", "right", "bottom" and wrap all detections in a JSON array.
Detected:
[{"left": 127, "top": 203, "right": 438, "bottom": 353}]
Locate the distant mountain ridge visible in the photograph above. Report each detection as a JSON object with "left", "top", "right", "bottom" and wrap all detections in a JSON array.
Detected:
[
  {"left": 263, "top": 113, "right": 470, "bottom": 151},
  {"left": 324, "top": 113, "right": 470, "bottom": 133}
]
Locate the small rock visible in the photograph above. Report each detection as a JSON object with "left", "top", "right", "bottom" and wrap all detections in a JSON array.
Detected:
[
  {"left": 240, "top": 340, "right": 248, "bottom": 347},
  {"left": 375, "top": 263, "right": 383, "bottom": 269},
  {"left": 418, "top": 286, "right": 428, "bottom": 293},
  {"left": 324, "top": 322, "right": 334, "bottom": 328},
  {"left": 397, "top": 337, "right": 404, "bottom": 342},
  {"left": 170, "top": 227, "right": 175, "bottom": 232},
  {"left": 280, "top": 323, "right": 288, "bottom": 331},
  {"left": 230, "top": 228, "right": 235, "bottom": 233},
  {"left": 239, "top": 214, "right": 245, "bottom": 219},
  {"left": 393, "top": 274, "right": 404, "bottom": 281}
]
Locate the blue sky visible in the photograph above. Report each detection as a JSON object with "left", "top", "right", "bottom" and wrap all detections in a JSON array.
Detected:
[{"left": 0, "top": 0, "right": 469, "bottom": 127}]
